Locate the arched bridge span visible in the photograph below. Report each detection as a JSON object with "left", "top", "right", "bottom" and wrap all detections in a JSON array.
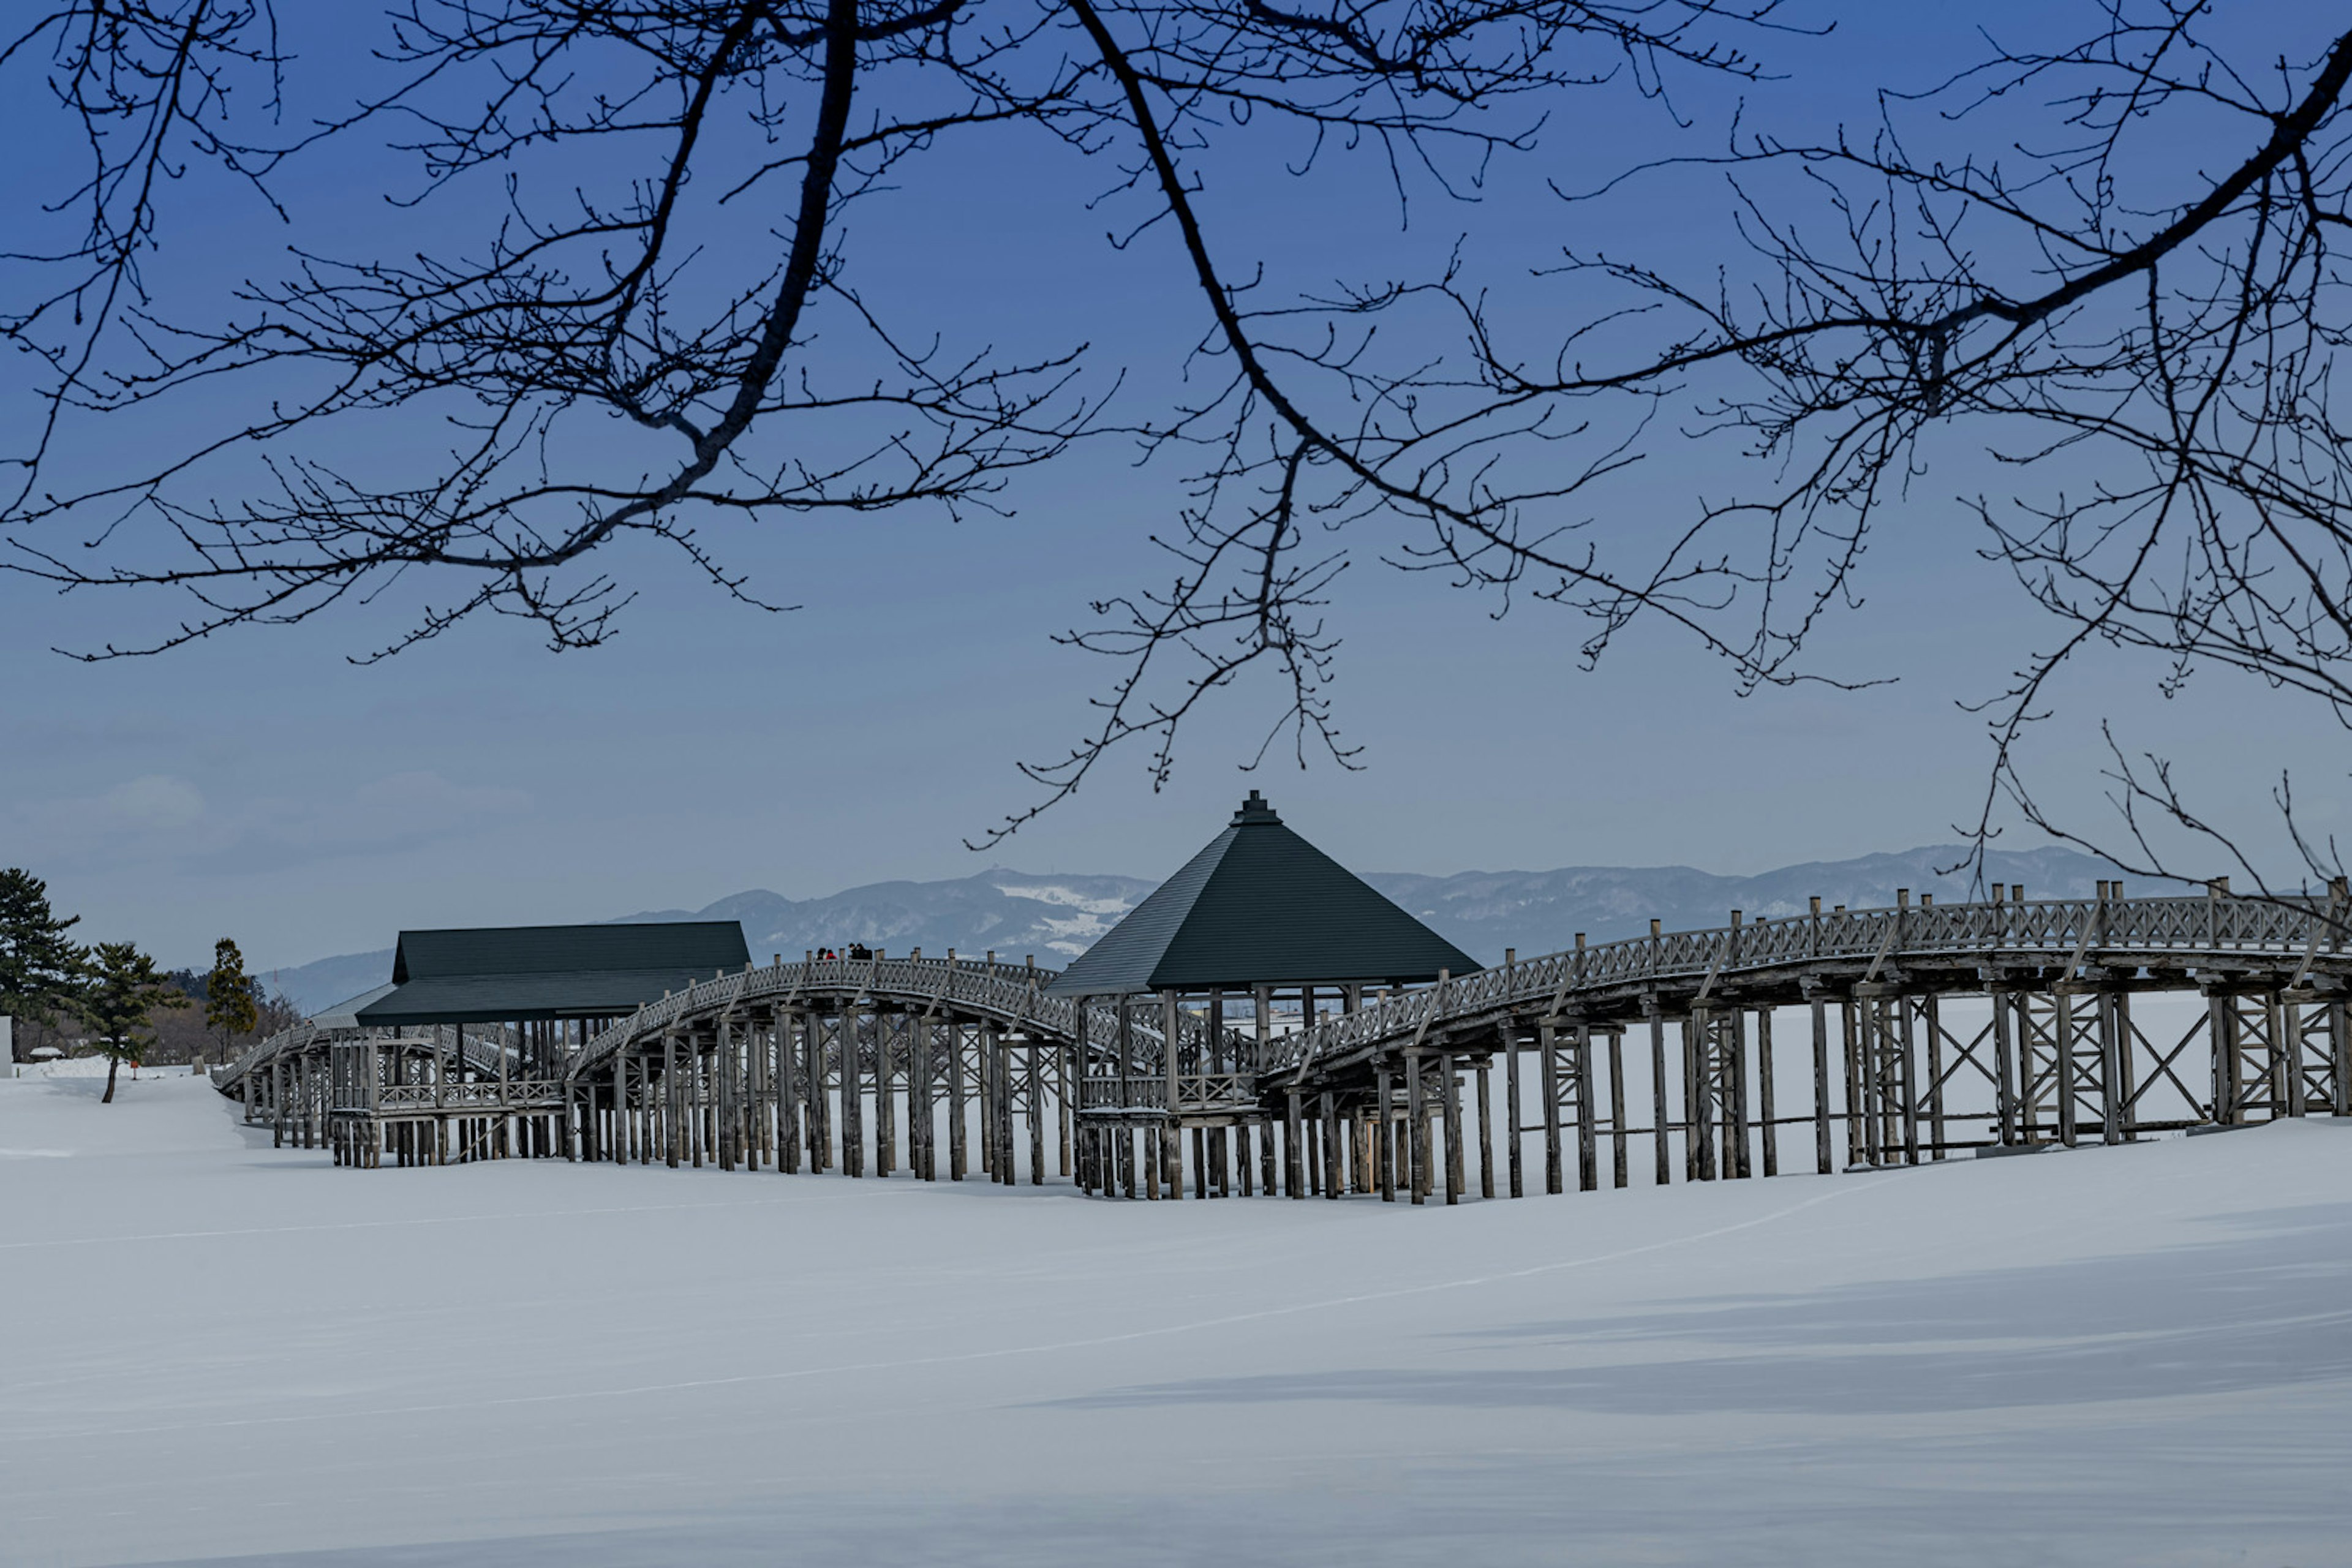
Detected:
[{"left": 217, "top": 888, "right": 2350, "bottom": 1200}]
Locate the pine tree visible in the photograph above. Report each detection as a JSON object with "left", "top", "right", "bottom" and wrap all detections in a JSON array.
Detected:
[
  {"left": 203, "top": 938, "right": 259, "bottom": 1061},
  {"left": 0, "top": 869, "right": 85, "bottom": 1060},
  {"left": 80, "top": 942, "right": 176, "bottom": 1104}
]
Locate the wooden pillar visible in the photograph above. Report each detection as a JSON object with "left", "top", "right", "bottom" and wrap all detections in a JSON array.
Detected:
[
  {"left": 948, "top": 1017, "right": 968, "bottom": 1180},
  {"left": 1989, "top": 987, "right": 2018, "bottom": 1146},
  {"left": 1254, "top": 986, "right": 1276, "bottom": 1196},
  {"left": 1404, "top": 1056, "right": 1425, "bottom": 1205},
  {"left": 688, "top": 1033, "right": 706, "bottom": 1169},
  {"left": 2117, "top": 990, "right": 2144, "bottom": 1138},
  {"left": 778, "top": 1009, "right": 801, "bottom": 1173},
  {"left": 716, "top": 1017, "right": 736, "bottom": 1172},
  {"left": 1504, "top": 1025, "right": 1524, "bottom": 1198},
  {"left": 1924, "top": 994, "right": 1950, "bottom": 1159},
  {"left": 844, "top": 1011, "right": 867, "bottom": 1177},
  {"left": 662, "top": 1034, "right": 680, "bottom": 1169},
  {"left": 1376, "top": 1063, "right": 1396, "bottom": 1202},
  {"left": 1476, "top": 1057, "right": 1495, "bottom": 1200},
  {"left": 2098, "top": 989, "right": 2125, "bottom": 1144},
  {"left": 873, "top": 1011, "right": 894, "bottom": 1177},
  {"left": 1440, "top": 1052, "right": 1464, "bottom": 1205},
  {"left": 1028, "top": 1043, "right": 1046, "bottom": 1186},
  {"left": 1757, "top": 1007, "right": 1778, "bottom": 1177},
  {"left": 1058, "top": 1041, "right": 1074, "bottom": 1179},
  {"left": 1286, "top": 1089, "right": 1305, "bottom": 1199},
  {"left": 1319, "top": 1091, "right": 1341, "bottom": 1201},
  {"left": 2054, "top": 990, "right": 2078, "bottom": 1148},
  {"left": 2332, "top": 995, "right": 2352, "bottom": 1118},
  {"left": 1842, "top": 997, "right": 1865, "bottom": 1165},
  {"left": 1684, "top": 1016, "right": 1709, "bottom": 1182},
  {"left": 1572, "top": 1026, "right": 1597, "bottom": 1193},
  {"left": 1539, "top": 1022, "right": 1563, "bottom": 1196},
  {"left": 1648, "top": 1006, "right": 1672, "bottom": 1185},
  {"left": 1159, "top": 990, "right": 1182, "bottom": 1199},
  {"left": 1607, "top": 1031, "right": 1628, "bottom": 1188},
  {"left": 1810, "top": 994, "right": 1833, "bottom": 1174}
]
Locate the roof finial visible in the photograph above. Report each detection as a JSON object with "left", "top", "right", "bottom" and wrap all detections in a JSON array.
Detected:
[{"left": 1234, "top": 790, "right": 1280, "bottom": 824}]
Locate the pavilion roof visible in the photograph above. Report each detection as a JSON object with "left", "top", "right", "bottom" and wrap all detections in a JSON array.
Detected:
[
  {"left": 1044, "top": 793, "right": 1479, "bottom": 996},
  {"left": 353, "top": 921, "right": 750, "bottom": 1025}
]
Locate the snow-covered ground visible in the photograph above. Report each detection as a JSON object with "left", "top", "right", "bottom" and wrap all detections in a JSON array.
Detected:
[{"left": 3, "top": 1073, "right": 2348, "bottom": 1568}]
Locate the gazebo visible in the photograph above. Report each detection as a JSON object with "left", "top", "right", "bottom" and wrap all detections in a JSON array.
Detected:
[
  {"left": 334, "top": 921, "right": 751, "bottom": 1164},
  {"left": 1048, "top": 791, "right": 1476, "bottom": 1199}
]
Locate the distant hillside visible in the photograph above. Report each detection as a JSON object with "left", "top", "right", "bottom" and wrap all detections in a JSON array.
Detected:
[
  {"left": 265, "top": 845, "right": 2122, "bottom": 1014},
  {"left": 1363, "top": 843, "right": 2122, "bottom": 961},
  {"left": 268, "top": 870, "right": 1155, "bottom": 1013}
]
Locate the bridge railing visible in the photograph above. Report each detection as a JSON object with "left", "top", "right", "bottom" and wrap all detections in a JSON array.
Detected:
[
  {"left": 213, "top": 1020, "right": 519, "bottom": 1093},
  {"left": 564, "top": 955, "right": 1242, "bottom": 1084},
  {"left": 364, "top": 1079, "right": 568, "bottom": 1113},
  {"left": 1264, "top": 891, "right": 2348, "bottom": 1078}
]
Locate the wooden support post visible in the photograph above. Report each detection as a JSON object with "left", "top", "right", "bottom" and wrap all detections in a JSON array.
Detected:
[
  {"left": 2332, "top": 995, "right": 2352, "bottom": 1118},
  {"left": 1320, "top": 1091, "right": 1341, "bottom": 1200},
  {"left": 715, "top": 1019, "right": 735, "bottom": 1172},
  {"left": 1161, "top": 990, "right": 1181, "bottom": 1199},
  {"left": 2116, "top": 990, "right": 2143, "bottom": 1139},
  {"left": 1029, "top": 1043, "right": 1046, "bottom": 1187},
  {"left": 2054, "top": 991, "right": 2079, "bottom": 1148},
  {"left": 1572, "top": 1026, "right": 1597, "bottom": 1193},
  {"left": 846, "top": 1011, "right": 869, "bottom": 1177},
  {"left": 1404, "top": 1055, "right": 1426, "bottom": 1205},
  {"left": 1844, "top": 1001, "right": 1863, "bottom": 1170},
  {"left": 1606, "top": 1031, "right": 1628, "bottom": 1188},
  {"left": 1685, "top": 1017, "right": 1711, "bottom": 1182},
  {"left": 1058, "top": 1042, "right": 1074, "bottom": 1179},
  {"left": 1476, "top": 1056, "right": 1495, "bottom": 1200},
  {"left": 1440, "top": 1052, "right": 1464, "bottom": 1205},
  {"left": 873, "top": 1011, "right": 894, "bottom": 1177},
  {"left": 1376, "top": 1063, "right": 1395, "bottom": 1202},
  {"left": 1539, "top": 1022, "right": 1563, "bottom": 1196},
  {"left": 2117, "top": 1001, "right": 2135, "bottom": 1147},
  {"left": 946, "top": 1017, "right": 967, "bottom": 1180},
  {"left": 1286, "top": 1089, "right": 1305, "bottom": 1199},
  {"left": 1649, "top": 1007, "right": 1672, "bottom": 1186},
  {"left": 1989, "top": 987, "right": 2018, "bottom": 1145},
  {"left": 1504, "top": 1025, "right": 1524, "bottom": 1198},
  {"left": 1757, "top": 1008, "right": 1778, "bottom": 1178},
  {"left": 1810, "top": 995, "right": 1833, "bottom": 1174},
  {"left": 662, "top": 1034, "right": 680, "bottom": 1169},
  {"left": 1923, "top": 995, "right": 1948, "bottom": 1159},
  {"left": 1897, "top": 998, "right": 1920, "bottom": 1164}
]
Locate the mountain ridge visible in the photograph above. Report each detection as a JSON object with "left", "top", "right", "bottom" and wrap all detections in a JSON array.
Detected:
[{"left": 263, "top": 843, "right": 2128, "bottom": 1014}]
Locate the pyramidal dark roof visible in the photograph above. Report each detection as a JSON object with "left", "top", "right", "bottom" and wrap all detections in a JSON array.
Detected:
[
  {"left": 354, "top": 921, "right": 750, "bottom": 1025},
  {"left": 1046, "top": 793, "right": 1479, "bottom": 995}
]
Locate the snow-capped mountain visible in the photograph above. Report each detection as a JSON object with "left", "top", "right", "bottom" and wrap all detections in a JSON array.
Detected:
[{"left": 263, "top": 844, "right": 2133, "bottom": 1014}]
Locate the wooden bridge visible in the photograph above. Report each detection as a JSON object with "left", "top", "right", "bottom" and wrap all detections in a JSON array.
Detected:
[{"left": 215, "top": 880, "right": 2352, "bottom": 1203}]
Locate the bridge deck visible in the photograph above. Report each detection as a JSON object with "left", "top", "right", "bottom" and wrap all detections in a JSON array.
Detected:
[{"left": 215, "top": 887, "right": 2349, "bottom": 1195}]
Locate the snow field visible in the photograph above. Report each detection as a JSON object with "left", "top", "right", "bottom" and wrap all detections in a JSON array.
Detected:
[{"left": 1, "top": 1068, "right": 2348, "bottom": 1567}]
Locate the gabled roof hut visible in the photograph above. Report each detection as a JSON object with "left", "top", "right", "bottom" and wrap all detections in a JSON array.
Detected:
[
  {"left": 1045, "top": 791, "right": 1477, "bottom": 997},
  {"left": 353, "top": 921, "right": 750, "bottom": 1025}
]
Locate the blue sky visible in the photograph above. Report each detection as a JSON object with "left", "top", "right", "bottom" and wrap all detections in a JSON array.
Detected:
[{"left": 3, "top": 1, "right": 2342, "bottom": 971}]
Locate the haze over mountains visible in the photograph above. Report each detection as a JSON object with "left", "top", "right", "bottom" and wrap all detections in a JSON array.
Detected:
[{"left": 265, "top": 843, "right": 2122, "bottom": 1013}]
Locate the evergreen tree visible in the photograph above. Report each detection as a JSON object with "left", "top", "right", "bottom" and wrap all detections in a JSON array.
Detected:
[
  {"left": 203, "top": 938, "right": 258, "bottom": 1060},
  {"left": 0, "top": 869, "right": 85, "bottom": 1060},
  {"left": 80, "top": 942, "right": 176, "bottom": 1104}
]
